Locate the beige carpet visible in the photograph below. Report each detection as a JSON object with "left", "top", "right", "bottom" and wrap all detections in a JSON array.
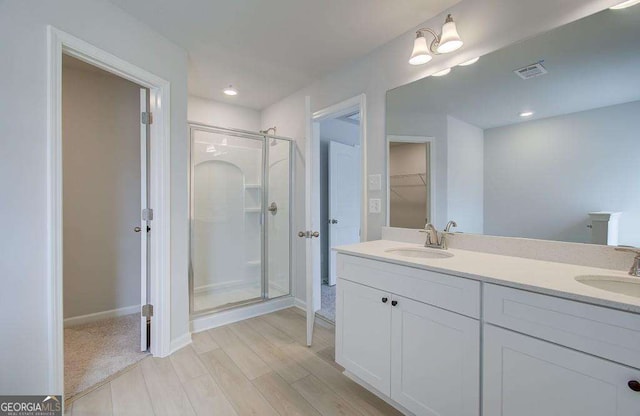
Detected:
[{"left": 64, "top": 313, "right": 148, "bottom": 400}]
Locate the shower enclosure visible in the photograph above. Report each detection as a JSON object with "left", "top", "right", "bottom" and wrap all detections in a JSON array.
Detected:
[{"left": 189, "top": 123, "right": 293, "bottom": 315}]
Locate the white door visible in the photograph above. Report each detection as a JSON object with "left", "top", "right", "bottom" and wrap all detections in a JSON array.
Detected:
[
  {"left": 483, "top": 325, "right": 640, "bottom": 416},
  {"left": 391, "top": 295, "right": 480, "bottom": 416},
  {"left": 139, "top": 89, "right": 149, "bottom": 351},
  {"left": 338, "top": 280, "right": 392, "bottom": 395},
  {"left": 304, "top": 97, "right": 322, "bottom": 346},
  {"left": 328, "top": 141, "right": 360, "bottom": 286}
]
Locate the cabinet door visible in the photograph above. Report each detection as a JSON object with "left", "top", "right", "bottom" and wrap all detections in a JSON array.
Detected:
[
  {"left": 337, "top": 279, "right": 392, "bottom": 395},
  {"left": 390, "top": 295, "right": 480, "bottom": 416},
  {"left": 484, "top": 324, "right": 640, "bottom": 416}
]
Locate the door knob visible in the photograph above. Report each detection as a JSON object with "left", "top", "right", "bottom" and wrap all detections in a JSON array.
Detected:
[
  {"left": 298, "top": 231, "right": 306, "bottom": 238},
  {"left": 134, "top": 227, "right": 142, "bottom": 233},
  {"left": 330, "top": 219, "right": 338, "bottom": 224},
  {"left": 311, "top": 231, "right": 319, "bottom": 238}
]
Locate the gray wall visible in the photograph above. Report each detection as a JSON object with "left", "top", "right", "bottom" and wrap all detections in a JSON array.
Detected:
[
  {"left": 484, "top": 100, "right": 640, "bottom": 246},
  {"left": 62, "top": 58, "right": 141, "bottom": 319}
]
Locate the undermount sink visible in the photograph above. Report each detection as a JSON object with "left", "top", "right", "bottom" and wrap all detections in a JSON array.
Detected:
[
  {"left": 575, "top": 275, "right": 640, "bottom": 298},
  {"left": 385, "top": 247, "right": 454, "bottom": 259}
]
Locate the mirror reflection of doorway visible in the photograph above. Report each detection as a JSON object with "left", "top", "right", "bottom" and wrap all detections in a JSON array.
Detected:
[{"left": 388, "top": 140, "right": 432, "bottom": 229}]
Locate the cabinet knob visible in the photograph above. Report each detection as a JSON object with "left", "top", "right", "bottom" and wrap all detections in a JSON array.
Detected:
[
  {"left": 381, "top": 297, "right": 388, "bottom": 303},
  {"left": 391, "top": 300, "right": 398, "bottom": 306},
  {"left": 629, "top": 380, "right": 640, "bottom": 392}
]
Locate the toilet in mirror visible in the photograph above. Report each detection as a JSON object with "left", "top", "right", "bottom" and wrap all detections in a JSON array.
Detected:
[{"left": 386, "top": 5, "right": 640, "bottom": 248}]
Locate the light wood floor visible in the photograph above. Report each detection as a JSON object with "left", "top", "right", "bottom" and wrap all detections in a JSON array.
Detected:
[{"left": 65, "top": 308, "right": 402, "bottom": 416}]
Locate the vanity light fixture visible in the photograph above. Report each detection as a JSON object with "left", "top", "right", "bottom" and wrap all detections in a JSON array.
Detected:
[
  {"left": 519, "top": 111, "right": 534, "bottom": 117},
  {"left": 432, "top": 68, "right": 452, "bottom": 77},
  {"left": 409, "top": 14, "right": 463, "bottom": 65},
  {"left": 610, "top": 0, "right": 640, "bottom": 9},
  {"left": 458, "top": 57, "right": 480, "bottom": 66},
  {"left": 223, "top": 85, "right": 238, "bottom": 96}
]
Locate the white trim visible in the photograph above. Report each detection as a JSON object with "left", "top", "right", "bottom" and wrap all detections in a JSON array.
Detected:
[
  {"left": 47, "top": 26, "right": 172, "bottom": 394},
  {"left": 190, "top": 296, "right": 295, "bottom": 333},
  {"left": 294, "top": 298, "right": 307, "bottom": 311},
  {"left": 386, "top": 135, "right": 436, "bottom": 227},
  {"left": 312, "top": 94, "right": 367, "bottom": 242},
  {"left": 170, "top": 333, "right": 193, "bottom": 354},
  {"left": 63, "top": 305, "right": 141, "bottom": 327}
]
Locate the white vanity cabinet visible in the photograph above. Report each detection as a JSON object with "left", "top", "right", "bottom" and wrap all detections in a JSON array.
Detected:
[
  {"left": 390, "top": 295, "right": 479, "bottom": 416},
  {"left": 482, "top": 283, "right": 640, "bottom": 416},
  {"left": 336, "top": 253, "right": 640, "bottom": 415},
  {"left": 483, "top": 325, "right": 640, "bottom": 416},
  {"left": 339, "top": 279, "right": 392, "bottom": 395},
  {"left": 336, "top": 254, "right": 480, "bottom": 416}
]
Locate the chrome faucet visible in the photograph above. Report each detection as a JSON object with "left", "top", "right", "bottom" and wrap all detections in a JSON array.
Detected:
[
  {"left": 420, "top": 221, "right": 457, "bottom": 249},
  {"left": 615, "top": 247, "right": 640, "bottom": 277}
]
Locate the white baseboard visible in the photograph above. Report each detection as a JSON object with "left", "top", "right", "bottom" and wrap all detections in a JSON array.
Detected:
[
  {"left": 190, "top": 296, "right": 295, "bottom": 333},
  {"left": 170, "top": 333, "right": 193, "bottom": 354},
  {"left": 294, "top": 297, "right": 306, "bottom": 311},
  {"left": 64, "top": 305, "right": 140, "bottom": 327}
]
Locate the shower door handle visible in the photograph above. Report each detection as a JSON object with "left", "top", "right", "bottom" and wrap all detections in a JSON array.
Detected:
[{"left": 268, "top": 202, "right": 278, "bottom": 215}]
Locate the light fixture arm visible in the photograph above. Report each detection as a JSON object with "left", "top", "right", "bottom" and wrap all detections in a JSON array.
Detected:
[
  {"left": 415, "top": 27, "right": 442, "bottom": 54},
  {"left": 416, "top": 14, "right": 456, "bottom": 54}
]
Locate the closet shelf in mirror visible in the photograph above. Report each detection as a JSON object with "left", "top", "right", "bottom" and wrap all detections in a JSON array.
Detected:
[
  {"left": 244, "top": 207, "right": 261, "bottom": 213},
  {"left": 390, "top": 173, "right": 427, "bottom": 187},
  {"left": 244, "top": 184, "right": 262, "bottom": 189},
  {"left": 246, "top": 260, "right": 261, "bottom": 266}
]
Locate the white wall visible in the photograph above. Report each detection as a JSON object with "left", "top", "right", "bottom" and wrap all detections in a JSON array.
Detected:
[
  {"left": 62, "top": 58, "right": 141, "bottom": 319},
  {"left": 484, "top": 100, "right": 640, "bottom": 246},
  {"left": 0, "top": 0, "right": 188, "bottom": 394},
  {"left": 261, "top": 0, "right": 620, "bottom": 304},
  {"left": 447, "top": 116, "right": 484, "bottom": 234},
  {"left": 319, "top": 118, "right": 360, "bottom": 281},
  {"left": 188, "top": 96, "right": 261, "bottom": 131}
]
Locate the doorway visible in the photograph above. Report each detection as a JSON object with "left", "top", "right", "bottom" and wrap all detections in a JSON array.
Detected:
[
  {"left": 303, "top": 94, "right": 366, "bottom": 342},
  {"left": 318, "top": 113, "right": 362, "bottom": 322},
  {"left": 61, "top": 55, "right": 150, "bottom": 400}
]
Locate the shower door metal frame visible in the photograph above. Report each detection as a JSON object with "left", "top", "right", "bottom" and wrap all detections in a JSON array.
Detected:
[{"left": 187, "top": 122, "right": 294, "bottom": 317}]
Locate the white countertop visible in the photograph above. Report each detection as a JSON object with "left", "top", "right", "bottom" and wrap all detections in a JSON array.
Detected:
[{"left": 334, "top": 240, "right": 640, "bottom": 314}]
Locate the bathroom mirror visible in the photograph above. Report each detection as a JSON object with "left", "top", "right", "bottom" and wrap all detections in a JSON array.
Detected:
[{"left": 386, "top": 6, "right": 640, "bottom": 247}]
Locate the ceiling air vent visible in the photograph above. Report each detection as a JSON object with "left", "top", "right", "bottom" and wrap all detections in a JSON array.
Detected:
[{"left": 514, "top": 61, "right": 548, "bottom": 80}]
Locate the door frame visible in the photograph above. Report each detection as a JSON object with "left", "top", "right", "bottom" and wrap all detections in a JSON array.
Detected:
[
  {"left": 386, "top": 135, "right": 436, "bottom": 227},
  {"left": 305, "top": 93, "right": 367, "bottom": 345},
  {"left": 47, "top": 26, "right": 172, "bottom": 393}
]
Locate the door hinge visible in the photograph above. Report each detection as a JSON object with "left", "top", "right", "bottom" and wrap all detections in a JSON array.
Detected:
[
  {"left": 141, "top": 112, "right": 153, "bottom": 125},
  {"left": 142, "top": 304, "right": 154, "bottom": 318},
  {"left": 142, "top": 208, "right": 153, "bottom": 221}
]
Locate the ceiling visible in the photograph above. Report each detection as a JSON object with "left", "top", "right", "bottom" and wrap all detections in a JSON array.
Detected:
[
  {"left": 107, "top": 0, "right": 459, "bottom": 109},
  {"left": 387, "top": 6, "right": 640, "bottom": 129}
]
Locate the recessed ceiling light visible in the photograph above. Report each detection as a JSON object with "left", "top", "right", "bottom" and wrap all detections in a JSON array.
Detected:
[
  {"left": 432, "top": 68, "right": 452, "bottom": 77},
  {"left": 519, "top": 111, "right": 534, "bottom": 117},
  {"left": 610, "top": 0, "right": 640, "bottom": 9},
  {"left": 458, "top": 57, "right": 480, "bottom": 66},
  {"left": 223, "top": 85, "right": 238, "bottom": 96}
]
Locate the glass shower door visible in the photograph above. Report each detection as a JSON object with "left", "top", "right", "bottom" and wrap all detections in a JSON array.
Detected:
[
  {"left": 191, "top": 128, "right": 265, "bottom": 312},
  {"left": 266, "top": 138, "right": 292, "bottom": 299}
]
